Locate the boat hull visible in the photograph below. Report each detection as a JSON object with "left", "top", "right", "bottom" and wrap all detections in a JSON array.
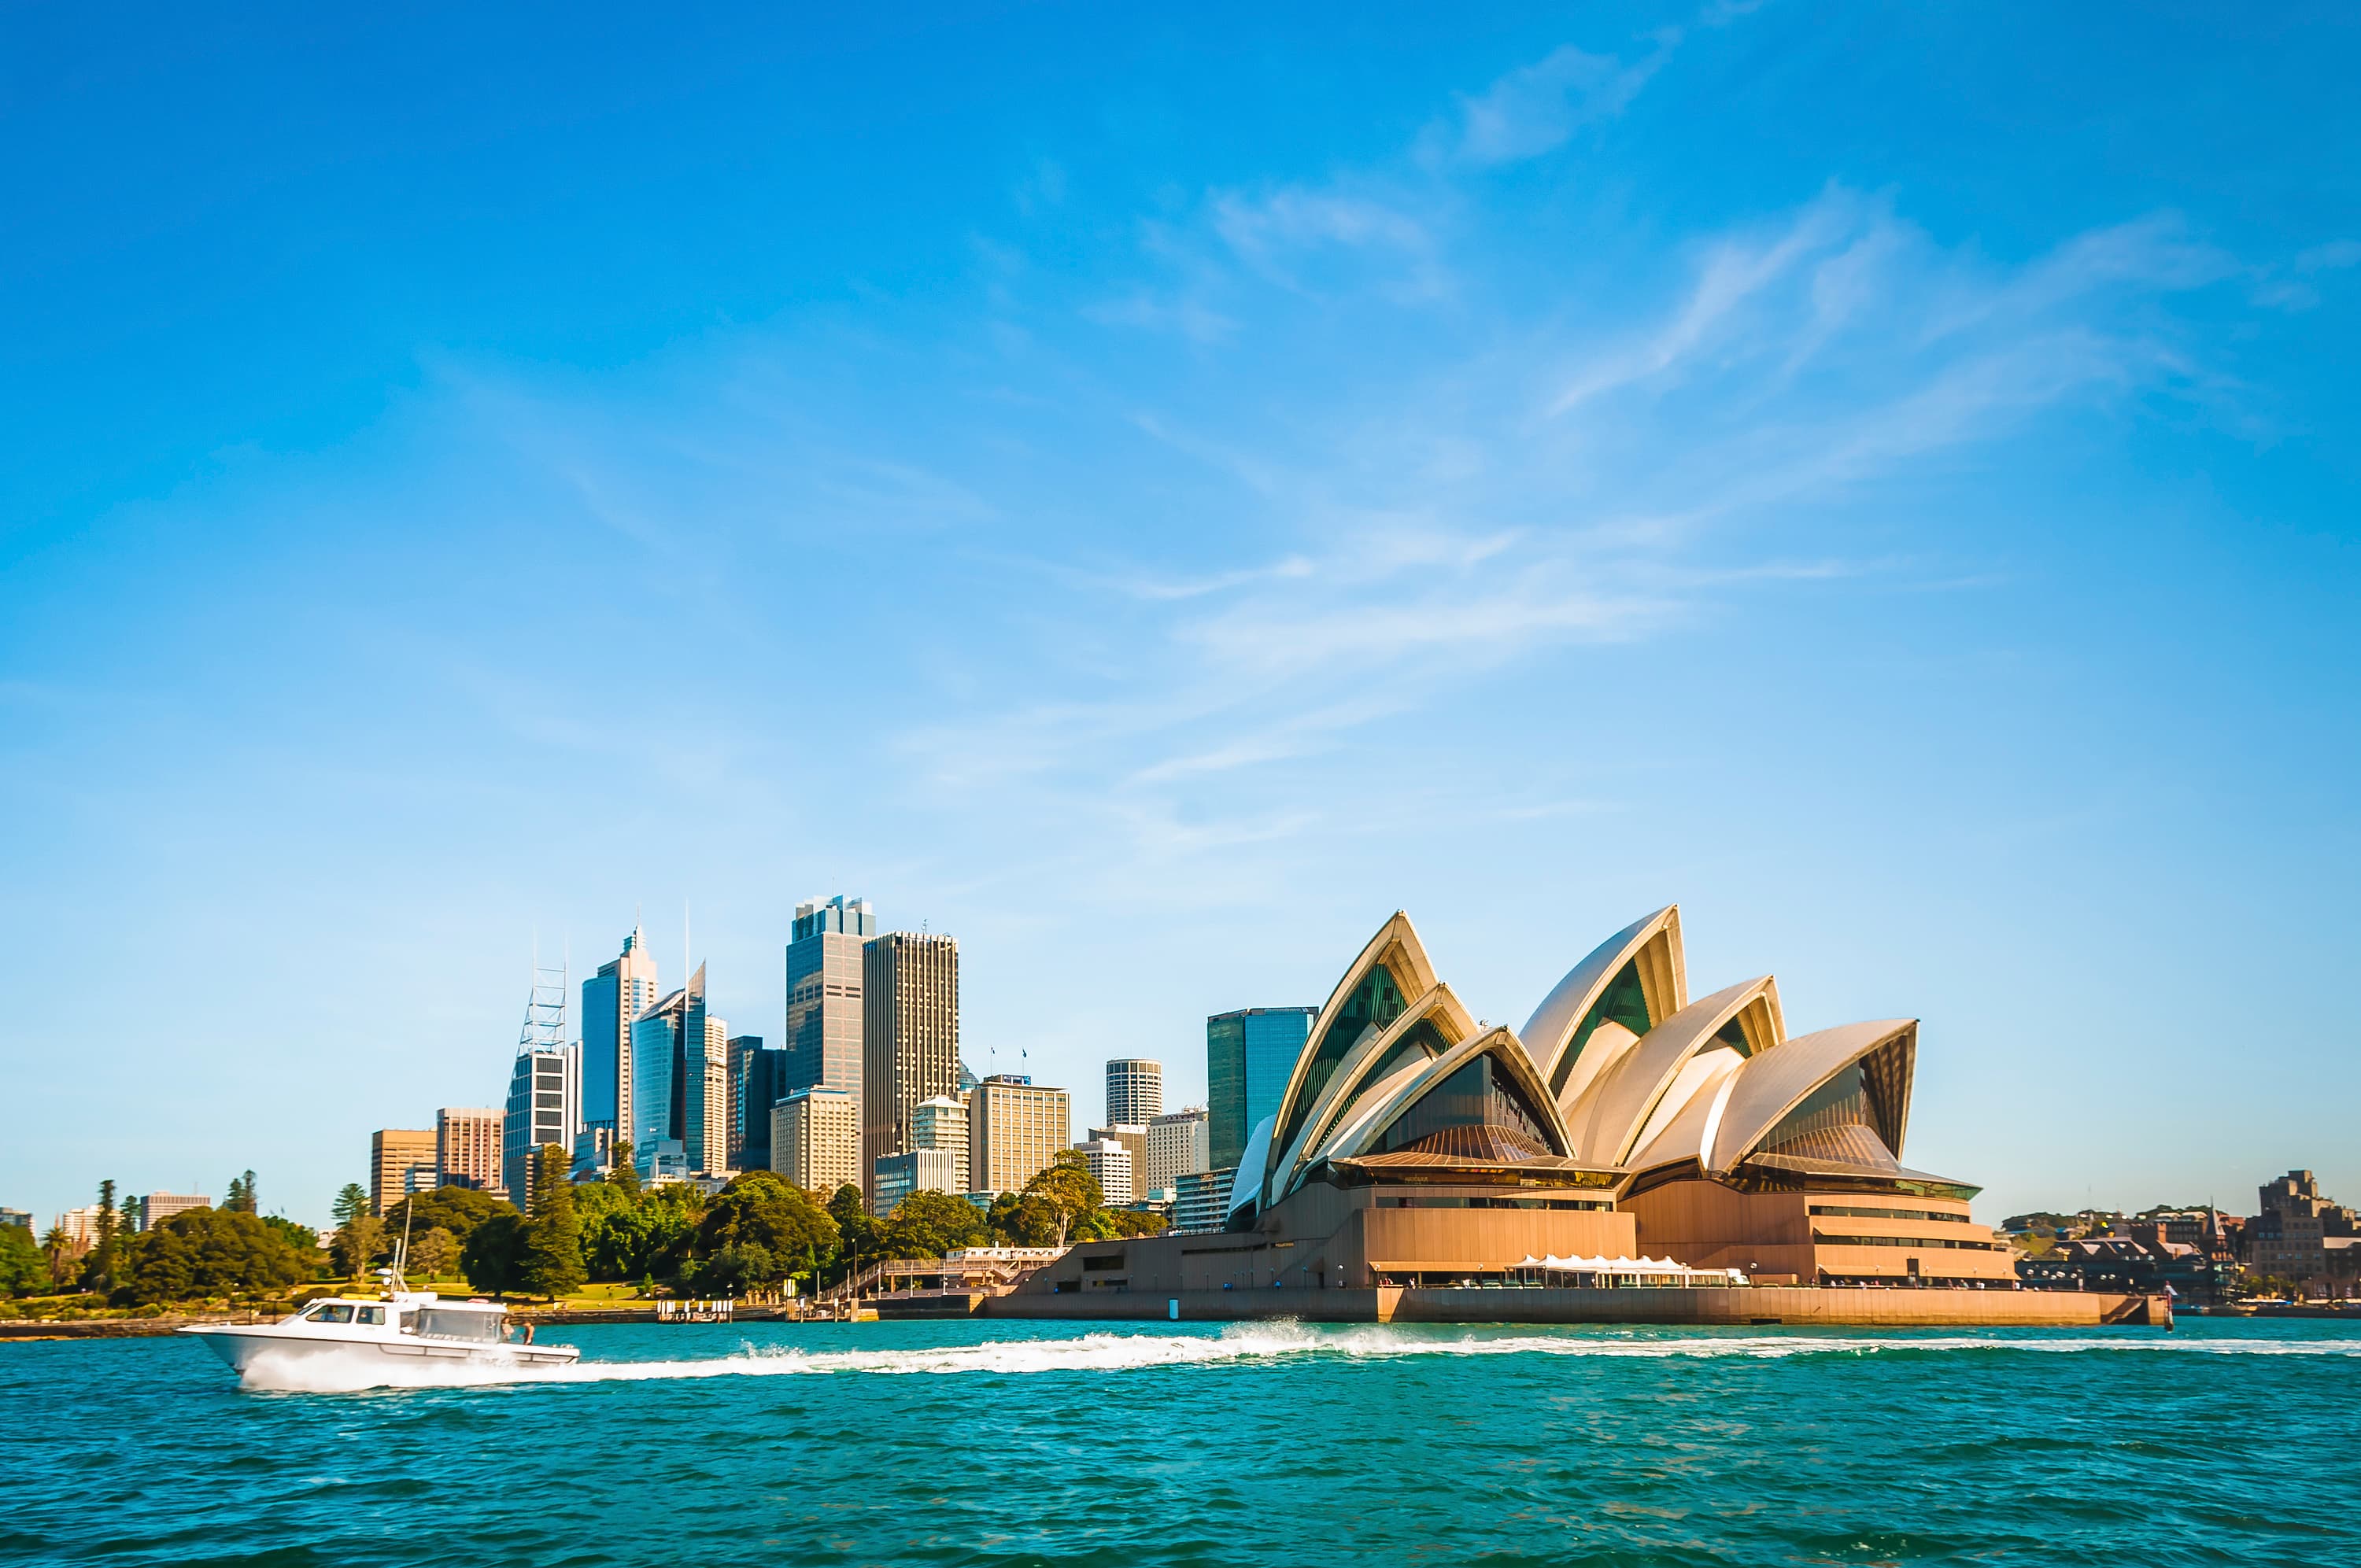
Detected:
[{"left": 180, "top": 1325, "right": 581, "bottom": 1377}]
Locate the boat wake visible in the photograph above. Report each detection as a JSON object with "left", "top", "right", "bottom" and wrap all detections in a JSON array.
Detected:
[{"left": 232, "top": 1320, "right": 2361, "bottom": 1393}]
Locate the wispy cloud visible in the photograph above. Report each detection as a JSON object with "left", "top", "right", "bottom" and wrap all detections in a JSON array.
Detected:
[{"left": 1434, "top": 41, "right": 1672, "bottom": 166}]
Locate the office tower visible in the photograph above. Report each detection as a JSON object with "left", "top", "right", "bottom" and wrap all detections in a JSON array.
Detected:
[
  {"left": 572, "top": 1124, "right": 615, "bottom": 1179},
  {"left": 770, "top": 1087, "right": 859, "bottom": 1197},
  {"left": 1074, "top": 1138, "right": 1135, "bottom": 1207},
  {"left": 1105, "top": 1059, "right": 1163, "bottom": 1126},
  {"left": 135, "top": 1193, "right": 211, "bottom": 1232},
  {"left": 438, "top": 1109, "right": 504, "bottom": 1196},
  {"left": 726, "top": 1035, "right": 785, "bottom": 1175},
  {"left": 0, "top": 1208, "right": 31, "bottom": 1233},
  {"left": 911, "top": 1094, "right": 971, "bottom": 1193},
  {"left": 874, "top": 1149, "right": 960, "bottom": 1216},
  {"left": 968, "top": 1075, "right": 1070, "bottom": 1197},
  {"left": 1088, "top": 1123, "right": 1147, "bottom": 1184},
  {"left": 1144, "top": 1107, "right": 1211, "bottom": 1200},
  {"left": 1206, "top": 1006, "right": 1317, "bottom": 1171},
  {"left": 1173, "top": 1168, "right": 1236, "bottom": 1234},
  {"left": 860, "top": 931, "right": 959, "bottom": 1206},
  {"left": 503, "top": 1045, "right": 582, "bottom": 1212},
  {"left": 582, "top": 924, "right": 659, "bottom": 1154},
  {"left": 371, "top": 1128, "right": 437, "bottom": 1215},
  {"left": 784, "top": 895, "right": 877, "bottom": 1100},
  {"left": 57, "top": 1205, "right": 105, "bottom": 1251},
  {"left": 632, "top": 964, "right": 728, "bottom": 1175}
]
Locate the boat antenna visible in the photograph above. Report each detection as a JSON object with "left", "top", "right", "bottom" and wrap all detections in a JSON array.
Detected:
[{"left": 392, "top": 1190, "right": 418, "bottom": 1295}]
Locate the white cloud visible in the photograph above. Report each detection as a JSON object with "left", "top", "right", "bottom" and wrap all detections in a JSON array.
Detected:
[{"left": 1443, "top": 42, "right": 1669, "bottom": 166}]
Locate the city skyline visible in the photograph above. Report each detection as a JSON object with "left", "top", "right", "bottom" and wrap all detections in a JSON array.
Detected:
[{"left": 5, "top": 6, "right": 2358, "bottom": 1230}]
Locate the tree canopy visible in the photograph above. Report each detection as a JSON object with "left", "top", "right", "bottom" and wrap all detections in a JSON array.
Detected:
[
  {"left": 518, "top": 1145, "right": 586, "bottom": 1299},
  {"left": 384, "top": 1186, "right": 515, "bottom": 1247},
  {"left": 878, "top": 1189, "right": 987, "bottom": 1260},
  {"left": 113, "top": 1208, "right": 318, "bottom": 1306}
]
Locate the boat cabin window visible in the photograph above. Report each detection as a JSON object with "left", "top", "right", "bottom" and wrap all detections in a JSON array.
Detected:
[
  {"left": 413, "top": 1307, "right": 503, "bottom": 1343},
  {"left": 305, "top": 1303, "right": 355, "bottom": 1323},
  {"left": 353, "top": 1306, "right": 385, "bottom": 1326}
]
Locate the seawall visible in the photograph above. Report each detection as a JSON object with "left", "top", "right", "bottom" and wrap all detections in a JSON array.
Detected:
[{"left": 983, "top": 1285, "right": 2170, "bottom": 1327}]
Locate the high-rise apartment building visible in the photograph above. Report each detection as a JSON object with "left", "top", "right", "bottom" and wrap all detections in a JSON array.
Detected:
[
  {"left": 1105, "top": 1059, "right": 1163, "bottom": 1126},
  {"left": 969, "top": 1075, "right": 1070, "bottom": 1197},
  {"left": 770, "top": 1086, "right": 860, "bottom": 1198},
  {"left": 438, "top": 1108, "right": 504, "bottom": 1197},
  {"left": 1173, "top": 1167, "right": 1237, "bottom": 1234},
  {"left": 861, "top": 931, "right": 959, "bottom": 1207},
  {"left": 726, "top": 1035, "right": 785, "bottom": 1175},
  {"left": 1144, "top": 1106, "right": 1211, "bottom": 1201},
  {"left": 633, "top": 964, "right": 730, "bottom": 1176},
  {"left": 784, "top": 895, "right": 877, "bottom": 1101},
  {"left": 1074, "top": 1137, "right": 1134, "bottom": 1207},
  {"left": 911, "top": 1094, "right": 971, "bottom": 1194},
  {"left": 503, "top": 1045, "right": 582, "bottom": 1212},
  {"left": 371, "top": 1127, "right": 437, "bottom": 1215},
  {"left": 581, "top": 924, "right": 659, "bottom": 1153},
  {"left": 1206, "top": 1006, "right": 1317, "bottom": 1171}
]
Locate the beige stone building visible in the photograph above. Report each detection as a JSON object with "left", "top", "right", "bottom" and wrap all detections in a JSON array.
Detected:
[
  {"left": 437, "top": 1107, "right": 504, "bottom": 1200},
  {"left": 771, "top": 1086, "right": 859, "bottom": 1200},
  {"left": 970, "top": 1075, "right": 1070, "bottom": 1196},
  {"left": 912, "top": 1094, "right": 971, "bottom": 1194},
  {"left": 370, "top": 1127, "right": 436, "bottom": 1216}
]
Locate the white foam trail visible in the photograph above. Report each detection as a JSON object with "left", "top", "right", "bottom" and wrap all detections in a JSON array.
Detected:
[{"left": 234, "top": 1320, "right": 2361, "bottom": 1393}]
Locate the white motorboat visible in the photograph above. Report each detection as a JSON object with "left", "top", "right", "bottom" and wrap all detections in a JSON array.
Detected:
[{"left": 180, "top": 1287, "right": 579, "bottom": 1376}]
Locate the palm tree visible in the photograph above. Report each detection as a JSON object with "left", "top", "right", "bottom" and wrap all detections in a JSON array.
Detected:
[{"left": 39, "top": 1225, "right": 72, "bottom": 1292}]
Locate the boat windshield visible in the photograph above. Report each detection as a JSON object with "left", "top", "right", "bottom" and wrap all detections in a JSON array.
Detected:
[
  {"left": 412, "top": 1307, "right": 503, "bottom": 1343},
  {"left": 303, "top": 1303, "right": 355, "bottom": 1323}
]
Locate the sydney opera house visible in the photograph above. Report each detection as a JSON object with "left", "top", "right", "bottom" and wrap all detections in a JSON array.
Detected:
[{"left": 1011, "top": 906, "right": 2064, "bottom": 1317}]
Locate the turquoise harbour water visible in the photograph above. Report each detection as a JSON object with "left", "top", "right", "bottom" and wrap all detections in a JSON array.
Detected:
[{"left": 4, "top": 1317, "right": 2356, "bottom": 1566}]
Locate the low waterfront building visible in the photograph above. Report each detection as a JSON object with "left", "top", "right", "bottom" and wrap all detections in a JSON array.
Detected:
[
  {"left": 970, "top": 1075, "right": 1070, "bottom": 1197},
  {"left": 1144, "top": 1107, "right": 1210, "bottom": 1200},
  {"left": 874, "top": 1148, "right": 961, "bottom": 1216},
  {"left": 771, "top": 1086, "right": 859, "bottom": 1199},
  {"left": 371, "top": 1127, "right": 437, "bottom": 1216},
  {"left": 1074, "top": 1137, "right": 1135, "bottom": 1207},
  {"left": 2016, "top": 1236, "right": 2236, "bottom": 1303},
  {"left": 1173, "top": 1168, "right": 1236, "bottom": 1234}
]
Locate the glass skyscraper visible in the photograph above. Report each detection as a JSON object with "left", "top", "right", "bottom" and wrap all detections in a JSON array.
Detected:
[
  {"left": 784, "top": 895, "right": 877, "bottom": 1100},
  {"left": 1206, "top": 1005, "right": 1317, "bottom": 1171},
  {"left": 581, "top": 924, "right": 658, "bottom": 1154},
  {"left": 631, "top": 964, "right": 723, "bottom": 1175}
]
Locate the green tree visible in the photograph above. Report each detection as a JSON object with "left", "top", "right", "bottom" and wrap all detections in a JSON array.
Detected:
[
  {"left": 384, "top": 1186, "right": 515, "bottom": 1249},
  {"left": 331, "top": 1183, "right": 371, "bottom": 1227},
  {"left": 689, "top": 1172, "right": 838, "bottom": 1290},
  {"left": 518, "top": 1145, "right": 586, "bottom": 1299},
  {"left": 408, "top": 1226, "right": 459, "bottom": 1279},
  {"left": 80, "top": 1179, "right": 122, "bottom": 1294},
  {"left": 113, "top": 1209, "right": 318, "bottom": 1307},
  {"left": 461, "top": 1212, "right": 526, "bottom": 1294},
  {"left": 878, "top": 1189, "right": 987, "bottom": 1260},
  {"left": 826, "top": 1184, "right": 866, "bottom": 1227},
  {"left": 997, "top": 1151, "right": 1100, "bottom": 1248},
  {"left": 608, "top": 1141, "right": 641, "bottom": 1198},
  {"left": 331, "top": 1214, "right": 386, "bottom": 1278},
  {"left": 260, "top": 1215, "right": 318, "bottom": 1256},
  {"left": 39, "top": 1224, "right": 76, "bottom": 1291},
  {"left": 0, "top": 1221, "right": 42, "bottom": 1296}
]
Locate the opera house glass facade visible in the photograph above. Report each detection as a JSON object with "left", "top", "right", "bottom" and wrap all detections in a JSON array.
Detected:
[{"left": 1032, "top": 906, "right": 2013, "bottom": 1298}]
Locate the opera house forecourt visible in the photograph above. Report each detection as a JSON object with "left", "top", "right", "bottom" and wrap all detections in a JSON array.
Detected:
[{"left": 1001, "top": 907, "right": 2167, "bottom": 1326}]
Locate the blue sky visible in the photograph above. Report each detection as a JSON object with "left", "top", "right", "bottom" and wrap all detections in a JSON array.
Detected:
[{"left": 4, "top": 4, "right": 2356, "bottom": 1229}]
